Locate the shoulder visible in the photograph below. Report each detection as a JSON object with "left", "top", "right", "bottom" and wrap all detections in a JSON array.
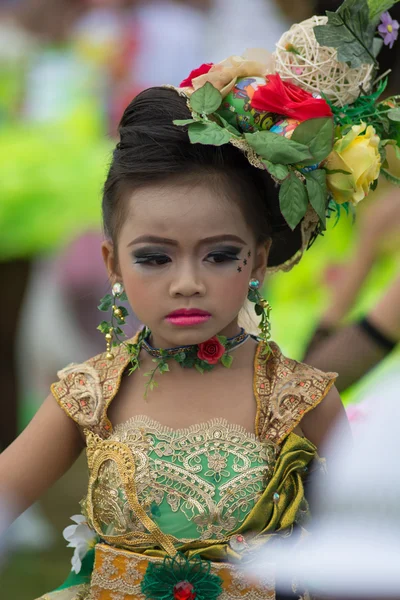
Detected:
[
  {"left": 254, "top": 341, "right": 338, "bottom": 445},
  {"left": 50, "top": 340, "right": 134, "bottom": 438}
]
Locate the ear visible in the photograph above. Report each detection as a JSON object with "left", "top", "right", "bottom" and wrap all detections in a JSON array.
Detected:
[
  {"left": 251, "top": 239, "right": 271, "bottom": 284},
  {"left": 101, "top": 240, "right": 120, "bottom": 284}
]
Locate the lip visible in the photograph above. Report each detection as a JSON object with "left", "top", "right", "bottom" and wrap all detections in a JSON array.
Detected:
[{"left": 165, "top": 309, "right": 211, "bottom": 327}]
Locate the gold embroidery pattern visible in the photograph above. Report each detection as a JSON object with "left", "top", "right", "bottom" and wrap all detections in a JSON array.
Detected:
[
  {"left": 51, "top": 337, "right": 334, "bottom": 449},
  {"left": 85, "top": 430, "right": 178, "bottom": 556},
  {"left": 87, "top": 417, "right": 276, "bottom": 544},
  {"left": 254, "top": 342, "right": 337, "bottom": 444},
  {"left": 88, "top": 543, "right": 276, "bottom": 600},
  {"left": 50, "top": 335, "right": 138, "bottom": 438}
]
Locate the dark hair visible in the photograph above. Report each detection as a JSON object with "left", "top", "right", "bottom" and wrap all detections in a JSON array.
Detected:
[{"left": 102, "top": 87, "right": 301, "bottom": 267}]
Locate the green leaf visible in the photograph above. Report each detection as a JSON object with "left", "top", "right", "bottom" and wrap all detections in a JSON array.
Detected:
[
  {"left": 114, "top": 327, "right": 124, "bottom": 336},
  {"left": 279, "top": 173, "right": 309, "bottom": 230},
  {"left": 387, "top": 108, "right": 400, "bottom": 122},
  {"left": 159, "top": 363, "right": 170, "bottom": 374},
  {"left": 195, "top": 363, "right": 205, "bottom": 374},
  {"left": 381, "top": 168, "right": 400, "bottom": 186},
  {"left": 217, "top": 335, "right": 227, "bottom": 345},
  {"left": 173, "top": 118, "right": 197, "bottom": 126},
  {"left": 221, "top": 354, "right": 233, "bottom": 368},
  {"left": 314, "top": 0, "right": 377, "bottom": 68},
  {"left": 174, "top": 352, "right": 187, "bottom": 363},
  {"left": 255, "top": 304, "right": 264, "bottom": 316},
  {"left": 97, "top": 320, "right": 111, "bottom": 334},
  {"left": 395, "top": 145, "right": 400, "bottom": 160},
  {"left": 372, "top": 36, "right": 384, "bottom": 57},
  {"left": 261, "top": 160, "right": 290, "bottom": 181},
  {"left": 368, "top": 0, "right": 400, "bottom": 20},
  {"left": 305, "top": 170, "right": 328, "bottom": 226},
  {"left": 190, "top": 82, "right": 223, "bottom": 115},
  {"left": 119, "top": 291, "right": 128, "bottom": 302},
  {"left": 214, "top": 114, "right": 241, "bottom": 136},
  {"left": 98, "top": 294, "right": 113, "bottom": 311},
  {"left": 188, "top": 121, "right": 232, "bottom": 146},
  {"left": 291, "top": 118, "right": 334, "bottom": 165},
  {"left": 244, "top": 131, "right": 312, "bottom": 164}
]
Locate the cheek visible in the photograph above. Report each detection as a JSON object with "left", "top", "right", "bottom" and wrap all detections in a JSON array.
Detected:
[
  {"left": 118, "top": 255, "right": 157, "bottom": 311},
  {"left": 212, "top": 268, "right": 249, "bottom": 310}
]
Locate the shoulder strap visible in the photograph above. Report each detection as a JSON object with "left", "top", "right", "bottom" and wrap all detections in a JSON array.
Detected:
[
  {"left": 254, "top": 341, "right": 337, "bottom": 444},
  {"left": 50, "top": 337, "right": 135, "bottom": 439}
]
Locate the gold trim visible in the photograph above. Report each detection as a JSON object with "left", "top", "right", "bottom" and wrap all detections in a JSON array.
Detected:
[
  {"left": 90, "top": 543, "right": 276, "bottom": 599},
  {"left": 85, "top": 431, "right": 178, "bottom": 556},
  {"left": 253, "top": 341, "right": 264, "bottom": 438},
  {"left": 277, "top": 376, "right": 336, "bottom": 445}
]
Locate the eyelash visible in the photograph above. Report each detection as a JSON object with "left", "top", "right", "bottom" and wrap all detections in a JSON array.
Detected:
[{"left": 133, "top": 251, "right": 241, "bottom": 267}]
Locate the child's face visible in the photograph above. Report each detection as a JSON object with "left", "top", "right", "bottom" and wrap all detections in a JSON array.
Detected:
[{"left": 103, "top": 181, "right": 269, "bottom": 347}]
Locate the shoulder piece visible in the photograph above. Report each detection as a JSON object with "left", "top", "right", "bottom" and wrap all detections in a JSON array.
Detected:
[
  {"left": 254, "top": 341, "right": 337, "bottom": 445},
  {"left": 50, "top": 338, "right": 135, "bottom": 438}
]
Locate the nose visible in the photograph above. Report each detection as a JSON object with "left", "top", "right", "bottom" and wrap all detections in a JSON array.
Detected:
[{"left": 169, "top": 262, "right": 206, "bottom": 298}]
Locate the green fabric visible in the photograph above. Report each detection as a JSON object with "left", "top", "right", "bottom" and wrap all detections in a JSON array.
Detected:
[
  {"left": 142, "top": 432, "right": 316, "bottom": 563},
  {"left": 143, "top": 430, "right": 270, "bottom": 540},
  {"left": 94, "top": 420, "right": 275, "bottom": 542}
]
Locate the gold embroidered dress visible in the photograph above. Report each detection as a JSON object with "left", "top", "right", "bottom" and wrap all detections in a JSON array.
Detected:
[{"left": 38, "top": 340, "right": 336, "bottom": 600}]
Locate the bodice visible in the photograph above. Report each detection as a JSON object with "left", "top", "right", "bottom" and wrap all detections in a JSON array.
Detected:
[
  {"left": 52, "top": 338, "right": 336, "bottom": 556},
  {"left": 87, "top": 416, "right": 278, "bottom": 544}
]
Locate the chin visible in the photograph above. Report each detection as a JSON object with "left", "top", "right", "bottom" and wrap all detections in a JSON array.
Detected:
[{"left": 162, "top": 324, "right": 218, "bottom": 346}]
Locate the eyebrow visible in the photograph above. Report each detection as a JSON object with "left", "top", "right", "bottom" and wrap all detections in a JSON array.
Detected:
[{"left": 127, "top": 234, "right": 247, "bottom": 247}]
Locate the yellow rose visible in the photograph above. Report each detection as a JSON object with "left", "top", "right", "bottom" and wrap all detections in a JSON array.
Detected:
[
  {"left": 325, "top": 123, "right": 381, "bottom": 205},
  {"left": 183, "top": 49, "right": 275, "bottom": 98}
]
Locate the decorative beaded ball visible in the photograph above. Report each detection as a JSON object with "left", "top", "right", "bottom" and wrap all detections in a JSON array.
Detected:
[
  {"left": 270, "top": 118, "right": 301, "bottom": 139},
  {"left": 274, "top": 15, "right": 375, "bottom": 107},
  {"left": 217, "top": 76, "right": 275, "bottom": 133}
]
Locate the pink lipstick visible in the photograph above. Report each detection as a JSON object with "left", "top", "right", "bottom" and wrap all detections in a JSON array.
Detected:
[{"left": 165, "top": 309, "right": 211, "bottom": 326}]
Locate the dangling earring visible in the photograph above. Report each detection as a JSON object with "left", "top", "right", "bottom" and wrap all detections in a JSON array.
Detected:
[
  {"left": 247, "top": 279, "right": 272, "bottom": 356},
  {"left": 97, "top": 282, "right": 128, "bottom": 360}
]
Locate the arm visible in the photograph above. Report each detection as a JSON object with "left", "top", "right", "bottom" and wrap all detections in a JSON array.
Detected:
[
  {"left": 300, "top": 386, "right": 350, "bottom": 451},
  {"left": 304, "top": 274, "right": 400, "bottom": 392},
  {"left": 319, "top": 191, "right": 400, "bottom": 328},
  {"left": 0, "top": 394, "right": 84, "bottom": 528}
]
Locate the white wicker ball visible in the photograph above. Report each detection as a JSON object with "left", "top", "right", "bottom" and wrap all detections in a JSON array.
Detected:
[{"left": 274, "top": 15, "right": 375, "bottom": 106}]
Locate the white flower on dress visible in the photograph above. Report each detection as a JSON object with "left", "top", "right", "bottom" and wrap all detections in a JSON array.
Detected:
[{"left": 63, "top": 514, "right": 99, "bottom": 573}]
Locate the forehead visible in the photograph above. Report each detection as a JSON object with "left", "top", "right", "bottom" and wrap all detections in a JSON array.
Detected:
[{"left": 119, "top": 180, "right": 253, "bottom": 244}]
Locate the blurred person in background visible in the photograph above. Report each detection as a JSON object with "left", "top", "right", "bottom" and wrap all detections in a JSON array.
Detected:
[
  {"left": 304, "top": 192, "right": 400, "bottom": 392},
  {"left": 247, "top": 372, "right": 400, "bottom": 599}
]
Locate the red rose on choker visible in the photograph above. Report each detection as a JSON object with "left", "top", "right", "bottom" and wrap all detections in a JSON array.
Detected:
[
  {"left": 180, "top": 63, "right": 214, "bottom": 88},
  {"left": 251, "top": 73, "right": 332, "bottom": 121},
  {"left": 197, "top": 337, "right": 225, "bottom": 364}
]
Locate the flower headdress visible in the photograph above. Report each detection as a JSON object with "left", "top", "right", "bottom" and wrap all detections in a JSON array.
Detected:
[{"left": 172, "top": 0, "right": 400, "bottom": 272}]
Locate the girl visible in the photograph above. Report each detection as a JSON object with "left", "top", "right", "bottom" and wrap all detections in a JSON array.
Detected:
[{"left": 2, "top": 1, "right": 399, "bottom": 597}]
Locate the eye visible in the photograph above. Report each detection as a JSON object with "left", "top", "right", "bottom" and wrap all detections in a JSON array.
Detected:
[
  {"left": 206, "top": 251, "right": 241, "bottom": 264},
  {"left": 133, "top": 253, "right": 171, "bottom": 266}
]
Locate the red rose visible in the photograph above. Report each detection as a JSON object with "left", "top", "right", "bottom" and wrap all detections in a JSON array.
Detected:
[
  {"left": 197, "top": 336, "right": 225, "bottom": 365},
  {"left": 251, "top": 73, "right": 332, "bottom": 122},
  {"left": 179, "top": 63, "right": 214, "bottom": 88}
]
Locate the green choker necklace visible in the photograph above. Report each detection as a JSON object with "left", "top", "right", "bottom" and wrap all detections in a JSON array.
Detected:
[{"left": 127, "top": 327, "right": 250, "bottom": 396}]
